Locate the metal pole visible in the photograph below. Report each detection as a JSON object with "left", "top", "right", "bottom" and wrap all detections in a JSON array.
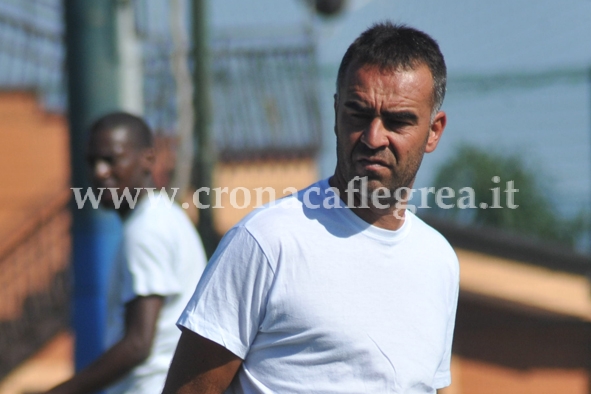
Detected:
[
  {"left": 192, "top": 0, "right": 217, "bottom": 258},
  {"left": 64, "top": 0, "right": 122, "bottom": 375},
  {"left": 169, "top": 0, "right": 194, "bottom": 198},
  {"left": 116, "top": 0, "right": 144, "bottom": 114}
]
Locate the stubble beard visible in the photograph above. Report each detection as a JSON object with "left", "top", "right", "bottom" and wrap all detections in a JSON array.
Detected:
[{"left": 336, "top": 139, "right": 427, "bottom": 208}]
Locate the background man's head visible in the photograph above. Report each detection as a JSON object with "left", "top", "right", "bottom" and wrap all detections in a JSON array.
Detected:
[
  {"left": 86, "top": 112, "right": 155, "bottom": 212},
  {"left": 336, "top": 22, "right": 447, "bottom": 118}
]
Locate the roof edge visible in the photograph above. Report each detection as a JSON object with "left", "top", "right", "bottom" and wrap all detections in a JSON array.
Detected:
[{"left": 420, "top": 214, "right": 591, "bottom": 275}]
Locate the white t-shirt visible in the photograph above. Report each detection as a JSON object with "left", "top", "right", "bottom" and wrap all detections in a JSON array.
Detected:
[
  {"left": 105, "top": 194, "right": 207, "bottom": 394},
  {"left": 178, "top": 179, "right": 459, "bottom": 394}
]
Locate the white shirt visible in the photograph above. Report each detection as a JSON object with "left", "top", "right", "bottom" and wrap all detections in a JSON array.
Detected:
[
  {"left": 179, "top": 179, "right": 459, "bottom": 393},
  {"left": 106, "top": 194, "right": 207, "bottom": 394}
]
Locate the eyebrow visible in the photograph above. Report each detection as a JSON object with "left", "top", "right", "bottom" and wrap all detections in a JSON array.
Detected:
[
  {"left": 344, "top": 100, "right": 419, "bottom": 123},
  {"left": 382, "top": 111, "right": 419, "bottom": 124},
  {"left": 343, "top": 100, "right": 373, "bottom": 114}
]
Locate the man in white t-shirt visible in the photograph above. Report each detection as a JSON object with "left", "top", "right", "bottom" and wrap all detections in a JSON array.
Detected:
[
  {"left": 46, "top": 112, "right": 207, "bottom": 394},
  {"left": 163, "top": 22, "right": 459, "bottom": 394}
]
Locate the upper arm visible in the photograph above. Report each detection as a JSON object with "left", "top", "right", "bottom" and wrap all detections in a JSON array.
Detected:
[
  {"left": 165, "top": 227, "right": 271, "bottom": 393},
  {"left": 177, "top": 227, "right": 275, "bottom": 360},
  {"left": 162, "top": 328, "right": 242, "bottom": 394},
  {"left": 123, "top": 225, "right": 182, "bottom": 297}
]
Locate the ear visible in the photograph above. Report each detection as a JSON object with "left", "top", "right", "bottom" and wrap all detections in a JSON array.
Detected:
[{"left": 425, "top": 111, "right": 446, "bottom": 153}]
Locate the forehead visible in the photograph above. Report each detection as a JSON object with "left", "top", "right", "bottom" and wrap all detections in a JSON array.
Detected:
[
  {"left": 87, "top": 126, "right": 133, "bottom": 155},
  {"left": 340, "top": 62, "right": 434, "bottom": 104}
]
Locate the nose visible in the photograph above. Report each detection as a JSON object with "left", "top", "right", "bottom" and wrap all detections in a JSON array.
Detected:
[{"left": 360, "top": 118, "right": 389, "bottom": 149}]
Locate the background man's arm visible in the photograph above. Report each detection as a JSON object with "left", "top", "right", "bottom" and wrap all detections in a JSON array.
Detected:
[
  {"left": 44, "top": 295, "right": 164, "bottom": 394},
  {"left": 162, "top": 328, "right": 242, "bottom": 394}
]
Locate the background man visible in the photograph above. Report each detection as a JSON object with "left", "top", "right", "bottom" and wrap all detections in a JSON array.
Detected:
[
  {"left": 46, "top": 112, "right": 207, "bottom": 394},
  {"left": 163, "top": 22, "right": 459, "bottom": 394}
]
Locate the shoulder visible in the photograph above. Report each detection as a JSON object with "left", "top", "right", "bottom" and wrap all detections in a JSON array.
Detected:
[
  {"left": 238, "top": 181, "right": 323, "bottom": 234},
  {"left": 123, "top": 198, "right": 199, "bottom": 247},
  {"left": 126, "top": 198, "right": 189, "bottom": 230},
  {"left": 221, "top": 180, "right": 330, "bottom": 259},
  {"left": 229, "top": 196, "right": 303, "bottom": 259}
]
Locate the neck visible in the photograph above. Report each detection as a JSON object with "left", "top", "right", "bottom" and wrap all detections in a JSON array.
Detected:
[
  {"left": 328, "top": 174, "right": 406, "bottom": 231},
  {"left": 116, "top": 178, "right": 154, "bottom": 219}
]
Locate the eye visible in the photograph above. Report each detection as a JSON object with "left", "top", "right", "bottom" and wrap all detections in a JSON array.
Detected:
[
  {"left": 383, "top": 116, "right": 416, "bottom": 131},
  {"left": 348, "top": 111, "right": 372, "bottom": 123},
  {"left": 382, "top": 112, "right": 418, "bottom": 130},
  {"left": 383, "top": 119, "right": 407, "bottom": 130}
]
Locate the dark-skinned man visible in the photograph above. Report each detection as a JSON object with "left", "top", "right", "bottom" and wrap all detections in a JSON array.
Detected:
[{"left": 46, "top": 112, "right": 206, "bottom": 394}]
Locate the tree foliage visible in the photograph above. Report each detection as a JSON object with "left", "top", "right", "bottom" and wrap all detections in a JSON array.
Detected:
[{"left": 427, "top": 144, "right": 587, "bottom": 248}]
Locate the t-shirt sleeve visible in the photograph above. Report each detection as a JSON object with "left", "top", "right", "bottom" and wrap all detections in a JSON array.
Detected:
[
  {"left": 121, "top": 225, "right": 180, "bottom": 301},
  {"left": 433, "top": 259, "right": 460, "bottom": 389},
  {"left": 177, "top": 226, "right": 274, "bottom": 360}
]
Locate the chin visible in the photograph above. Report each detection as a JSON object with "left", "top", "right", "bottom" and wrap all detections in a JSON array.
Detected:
[{"left": 362, "top": 174, "right": 390, "bottom": 186}]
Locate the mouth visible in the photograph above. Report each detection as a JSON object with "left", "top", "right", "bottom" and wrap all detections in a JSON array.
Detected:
[{"left": 356, "top": 157, "right": 390, "bottom": 171}]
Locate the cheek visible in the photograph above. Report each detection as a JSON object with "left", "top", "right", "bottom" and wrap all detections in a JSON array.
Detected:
[
  {"left": 335, "top": 125, "right": 355, "bottom": 150},
  {"left": 396, "top": 132, "right": 427, "bottom": 153},
  {"left": 113, "top": 162, "right": 135, "bottom": 179},
  {"left": 342, "top": 134, "right": 363, "bottom": 156}
]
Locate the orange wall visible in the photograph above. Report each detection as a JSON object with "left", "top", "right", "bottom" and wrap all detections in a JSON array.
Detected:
[
  {"left": 446, "top": 292, "right": 591, "bottom": 394},
  {"left": 443, "top": 356, "right": 588, "bottom": 394}
]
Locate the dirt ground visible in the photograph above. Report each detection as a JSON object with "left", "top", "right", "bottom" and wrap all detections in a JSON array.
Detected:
[{"left": 0, "top": 333, "right": 74, "bottom": 394}]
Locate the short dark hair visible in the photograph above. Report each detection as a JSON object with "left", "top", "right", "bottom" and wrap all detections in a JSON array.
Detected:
[
  {"left": 89, "top": 111, "right": 153, "bottom": 148},
  {"left": 336, "top": 22, "right": 447, "bottom": 115}
]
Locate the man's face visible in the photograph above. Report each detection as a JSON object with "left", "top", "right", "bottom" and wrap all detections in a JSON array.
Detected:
[
  {"left": 333, "top": 62, "right": 446, "bottom": 204},
  {"left": 86, "top": 126, "right": 150, "bottom": 209}
]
